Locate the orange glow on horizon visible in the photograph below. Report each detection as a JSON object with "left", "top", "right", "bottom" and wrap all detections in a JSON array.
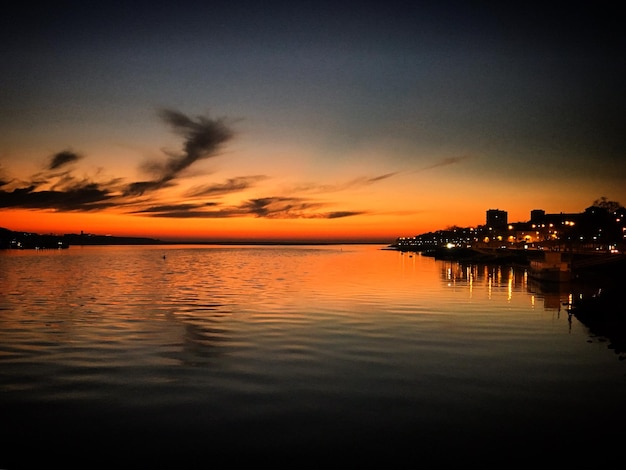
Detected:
[
  {"left": 1, "top": 194, "right": 613, "bottom": 243},
  {"left": 2, "top": 208, "right": 417, "bottom": 242}
]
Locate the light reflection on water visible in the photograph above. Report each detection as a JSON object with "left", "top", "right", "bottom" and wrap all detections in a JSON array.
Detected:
[{"left": 0, "top": 244, "right": 625, "bottom": 466}]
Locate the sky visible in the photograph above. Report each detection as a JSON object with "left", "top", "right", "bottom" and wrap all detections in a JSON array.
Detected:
[{"left": 1, "top": 1, "right": 624, "bottom": 242}]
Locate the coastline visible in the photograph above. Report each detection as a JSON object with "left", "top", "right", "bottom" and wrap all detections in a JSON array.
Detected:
[
  {"left": 0, "top": 227, "right": 390, "bottom": 249},
  {"left": 388, "top": 244, "right": 626, "bottom": 287}
]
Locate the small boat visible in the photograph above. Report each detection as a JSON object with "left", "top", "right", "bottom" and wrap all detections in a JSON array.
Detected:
[{"left": 528, "top": 251, "right": 571, "bottom": 282}]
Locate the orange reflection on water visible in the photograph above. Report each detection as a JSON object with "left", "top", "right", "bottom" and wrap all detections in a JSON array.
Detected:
[{"left": 0, "top": 243, "right": 577, "bottom": 359}]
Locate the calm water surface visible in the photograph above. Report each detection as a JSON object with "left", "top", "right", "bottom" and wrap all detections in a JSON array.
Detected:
[{"left": 1, "top": 245, "right": 625, "bottom": 467}]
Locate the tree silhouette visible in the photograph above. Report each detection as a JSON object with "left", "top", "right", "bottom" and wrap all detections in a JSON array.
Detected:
[{"left": 592, "top": 197, "right": 623, "bottom": 213}]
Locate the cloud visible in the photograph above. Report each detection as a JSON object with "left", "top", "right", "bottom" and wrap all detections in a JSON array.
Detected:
[
  {"left": 123, "top": 180, "right": 175, "bottom": 197},
  {"left": 130, "top": 202, "right": 221, "bottom": 217},
  {"left": 132, "top": 196, "right": 367, "bottom": 219},
  {"left": 154, "top": 109, "right": 234, "bottom": 179},
  {"left": 239, "top": 197, "right": 365, "bottom": 219},
  {"left": 326, "top": 211, "right": 366, "bottom": 219},
  {"left": 343, "top": 172, "right": 397, "bottom": 189},
  {"left": 47, "top": 150, "right": 83, "bottom": 170},
  {"left": 0, "top": 109, "right": 382, "bottom": 221},
  {"left": 363, "top": 173, "right": 397, "bottom": 183},
  {"left": 131, "top": 205, "right": 241, "bottom": 218},
  {"left": 418, "top": 156, "right": 470, "bottom": 172},
  {"left": 240, "top": 197, "right": 320, "bottom": 218},
  {"left": 0, "top": 109, "right": 237, "bottom": 209},
  {"left": 292, "top": 172, "right": 398, "bottom": 194},
  {"left": 184, "top": 175, "right": 268, "bottom": 198},
  {"left": 0, "top": 185, "right": 116, "bottom": 211},
  {"left": 123, "top": 109, "right": 235, "bottom": 196}
]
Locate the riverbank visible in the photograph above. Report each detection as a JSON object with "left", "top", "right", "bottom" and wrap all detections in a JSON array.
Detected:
[
  {"left": 393, "top": 245, "right": 539, "bottom": 265},
  {"left": 390, "top": 244, "right": 626, "bottom": 285}
]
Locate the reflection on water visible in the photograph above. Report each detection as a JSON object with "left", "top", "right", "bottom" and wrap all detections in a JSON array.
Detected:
[
  {"left": 527, "top": 278, "right": 571, "bottom": 310},
  {"left": 1, "top": 245, "right": 625, "bottom": 466},
  {"left": 443, "top": 257, "right": 626, "bottom": 362}
]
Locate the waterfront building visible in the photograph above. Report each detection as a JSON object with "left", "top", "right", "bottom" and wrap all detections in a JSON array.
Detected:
[
  {"left": 393, "top": 204, "right": 626, "bottom": 254},
  {"left": 486, "top": 209, "right": 508, "bottom": 230}
]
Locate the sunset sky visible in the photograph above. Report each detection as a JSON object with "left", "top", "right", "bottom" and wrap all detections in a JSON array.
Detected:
[{"left": 1, "top": 1, "right": 624, "bottom": 242}]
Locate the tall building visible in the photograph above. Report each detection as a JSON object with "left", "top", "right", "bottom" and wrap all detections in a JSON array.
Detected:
[
  {"left": 530, "top": 209, "right": 545, "bottom": 223},
  {"left": 486, "top": 209, "right": 507, "bottom": 230}
]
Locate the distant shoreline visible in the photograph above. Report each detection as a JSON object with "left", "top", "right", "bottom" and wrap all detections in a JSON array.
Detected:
[{"left": 0, "top": 227, "right": 390, "bottom": 249}]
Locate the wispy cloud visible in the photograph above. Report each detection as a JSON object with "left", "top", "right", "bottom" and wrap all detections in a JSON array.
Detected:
[
  {"left": 292, "top": 172, "right": 398, "bottom": 194},
  {"left": 123, "top": 109, "right": 234, "bottom": 196},
  {"left": 241, "top": 197, "right": 325, "bottom": 218},
  {"left": 0, "top": 109, "right": 393, "bottom": 220},
  {"left": 47, "top": 150, "right": 83, "bottom": 170},
  {"left": 0, "top": 110, "right": 235, "bottom": 210},
  {"left": 239, "top": 196, "right": 366, "bottom": 219},
  {"left": 418, "top": 155, "right": 471, "bottom": 172},
  {"left": 132, "top": 196, "right": 367, "bottom": 219},
  {"left": 184, "top": 175, "right": 268, "bottom": 198}
]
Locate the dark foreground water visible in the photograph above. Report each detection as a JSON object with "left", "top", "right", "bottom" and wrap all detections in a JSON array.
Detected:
[{"left": 1, "top": 245, "right": 625, "bottom": 467}]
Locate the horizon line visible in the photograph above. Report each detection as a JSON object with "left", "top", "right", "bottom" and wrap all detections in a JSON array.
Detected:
[{"left": 0, "top": 226, "right": 394, "bottom": 246}]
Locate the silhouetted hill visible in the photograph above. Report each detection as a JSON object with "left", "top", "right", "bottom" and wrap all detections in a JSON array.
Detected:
[
  {"left": 62, "top": 232, "right": 164, "bottom": 246},
  {"left": 0, "top": 227, "right": 164, "bottom": 249}
]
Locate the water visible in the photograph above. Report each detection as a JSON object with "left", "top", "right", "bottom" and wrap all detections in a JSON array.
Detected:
[{"left": 1, "top": 244, "right": 624, "bottom": 467}]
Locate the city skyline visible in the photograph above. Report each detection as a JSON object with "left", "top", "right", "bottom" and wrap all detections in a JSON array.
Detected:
[{"left": 2, "top": 2, "right": 624, "bottom": 242}]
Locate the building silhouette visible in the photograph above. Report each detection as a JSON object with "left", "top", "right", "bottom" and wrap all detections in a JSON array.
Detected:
[
  {"left": 393, "top": 203, "right": 626, "bottom": 253},
  {"left": 486, "top": 209, "right": 508, "bottom": 230}
]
